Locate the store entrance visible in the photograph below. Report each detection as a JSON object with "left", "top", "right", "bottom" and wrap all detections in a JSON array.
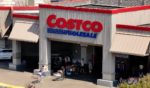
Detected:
[
  {"left": 51, "top": 41, "right": 74, "bottom": 73},
  {"left": 21, "top": 42, "right": 39, "bottom": 72},
  {"left": 51, "top": 41, "right": 103, "bottom": 83},
  {"left": 115, "top": 55, "right": 149, "bottom": 80},
  {"left": 129, "top": 56, "right": 148, "bottom": 77}
]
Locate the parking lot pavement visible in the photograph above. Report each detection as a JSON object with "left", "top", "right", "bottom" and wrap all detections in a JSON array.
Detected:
[{"left": 0, "top": 68, "right": 111, "bottom": 88}]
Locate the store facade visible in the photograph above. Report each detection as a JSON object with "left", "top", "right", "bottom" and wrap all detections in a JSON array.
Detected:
[
  {"left": 0, "top": 4, "right": 149, "bottom": 87},
  {"left": 37, "top": 5, "right": 150, "bottom": 87},
  {"left": 39, "top": 4, "right": 115, "bottom": 86}
]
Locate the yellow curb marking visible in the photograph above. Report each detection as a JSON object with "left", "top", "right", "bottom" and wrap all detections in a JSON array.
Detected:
[{"left": 0, "top": 83, "right": 24, "bottom": 88}]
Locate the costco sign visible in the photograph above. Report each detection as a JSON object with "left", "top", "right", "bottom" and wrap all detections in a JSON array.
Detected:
[{"left": 47, "top": 14, "right": 103, "bottom": 38}]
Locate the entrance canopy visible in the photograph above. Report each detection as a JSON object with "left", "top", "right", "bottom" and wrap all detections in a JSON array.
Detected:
[
  {"left": 110, "top": 33, "right": 150, "bottom": 56},
  {"left": 9, "top": 19, "right": 39, "bottom": 43},
  {"left": 110, "top": 24, "right": 150, "bottom": 56}
]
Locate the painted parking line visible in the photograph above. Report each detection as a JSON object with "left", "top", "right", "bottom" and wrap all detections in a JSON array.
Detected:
[{"left": 0, "top": 82, "right": 24, "bottom": 88}]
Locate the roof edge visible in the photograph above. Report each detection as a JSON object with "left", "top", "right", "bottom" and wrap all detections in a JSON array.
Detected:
[
  {"left": 12, "top": 6, "right": 39, "bottom": 10},
  {"left": 13, "top": 14, "right": 39, "bottom": 20},
  {"left": 0, "top": 6, "right": 11, "bottom": 10},
  {"left": 112, "top": 5, "right": 150, "bottom": 14},
  {"left": 116, "top": 24, "right": 150, "bottom": 32},
  {"left": 0, "top": 6, "right": 38, "bottom": 10}
]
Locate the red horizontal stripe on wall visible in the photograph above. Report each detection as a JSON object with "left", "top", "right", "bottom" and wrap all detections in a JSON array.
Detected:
[
  {"left": 112, "top": 5, "right": 150, "bottom": 14},
  {"left": 39, "top": 4, "right": 113, "bottom": 14},
  {"left": 0, "top": 6, "right": 11, "bottom": 10},
  {"left": 13, "top": 14, "right": 39, "bottom": 20},
  {"left": 116, "top": 24, "right": 150, "bottom": 32},
  {"left": 12, "top": 6, "right": 39, "bottom": 10}
]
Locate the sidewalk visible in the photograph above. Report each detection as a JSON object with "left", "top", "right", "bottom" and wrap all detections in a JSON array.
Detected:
[{"left": 0, "top": 68, "right": 111, "bottom": 88}]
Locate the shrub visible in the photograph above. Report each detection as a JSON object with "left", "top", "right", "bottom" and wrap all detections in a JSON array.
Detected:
[{"left": 119, "top": 74, "right": 150, "bottom": 88}]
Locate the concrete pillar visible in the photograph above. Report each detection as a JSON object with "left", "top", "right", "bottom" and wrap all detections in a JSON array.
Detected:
[
  {"left": 97, "top": 47, "right": 115, "bottom": 87},
  {"left": 9, "top": 40, "right": 21, "bottom": 70},
  {"left": 39, "top": 37, "right": 51, "bottom": 75},
  {"left": 80, "top": 44, "right": 87, "bottom": 64},
  {"left": 97, "top": 15, "right": 115, "bottom": 87},
  {"left": 102, "top": 52, "right": 115, "bottom": 81},
  {"left": 38, "top": 4, "right": 51, "bottom": 75}
]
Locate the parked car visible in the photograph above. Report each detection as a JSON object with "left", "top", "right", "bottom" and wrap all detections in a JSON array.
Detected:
[{"left": 0, "top": 49, "right": 12, "bottom": 60}]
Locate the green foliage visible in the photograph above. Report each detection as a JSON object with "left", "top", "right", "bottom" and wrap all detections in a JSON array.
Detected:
[{"left": 119, "top": 74, "right": 150, "bottom": 88}]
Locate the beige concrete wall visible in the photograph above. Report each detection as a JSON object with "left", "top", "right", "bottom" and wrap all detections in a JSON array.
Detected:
[
  {"left": 111, "top": 9, "right": 150, "bottom": 40},
  {"left": 113, "top": 10, "right": 150, "bottom": 25}
]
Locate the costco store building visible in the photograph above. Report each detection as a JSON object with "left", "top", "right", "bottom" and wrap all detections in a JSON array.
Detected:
[{"left": 3, "top": 4, "right": 150, "bottom": 87}]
